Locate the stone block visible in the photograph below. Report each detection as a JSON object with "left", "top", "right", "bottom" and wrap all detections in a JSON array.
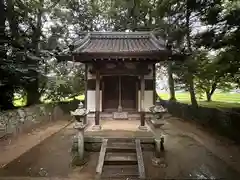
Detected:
[
  {"left": 113, "top": 112, "right": 128, "bottom": 119},
  {"left": 92, "top": 125, "right": 102, "bottom": 131},
  {"left": 150, "top": 119, "right": 165, "bottom": 128},
  {"left": 138, "top": 125, "right": 148, "bottom": 131}
]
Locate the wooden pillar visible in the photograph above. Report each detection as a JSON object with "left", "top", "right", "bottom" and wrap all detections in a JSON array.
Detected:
[
  {"left": 95, "top": 70, "right": 100, "bottom": 127},
  {"left": 140, "top": 74, "right": 145, "bottom": 127},
  {"left": 118, "top": 76, "right": 122, "bottom": 112},
  {"left": 153, "top": 63, "right": 156, "bottom": 104},
  {"left": 84, "top": 64, "right": 88, "bottom": 124}
]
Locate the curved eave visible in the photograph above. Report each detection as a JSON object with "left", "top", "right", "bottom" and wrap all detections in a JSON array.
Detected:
[
  {"left": 55, "top": 50, "right": 187, "bottom": 63},
  {"left": 72, "top": 50, "right": 170, "bottom": 62}
]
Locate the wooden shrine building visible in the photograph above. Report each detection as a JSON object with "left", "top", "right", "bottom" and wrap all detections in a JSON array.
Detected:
[{"left": 58, "top": 32, "right": 176, "bottom": 130}]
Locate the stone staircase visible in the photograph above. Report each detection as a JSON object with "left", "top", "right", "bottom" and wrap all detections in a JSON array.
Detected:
[{"left": 96, "top": 138, "right": 145, "bottom": 180}]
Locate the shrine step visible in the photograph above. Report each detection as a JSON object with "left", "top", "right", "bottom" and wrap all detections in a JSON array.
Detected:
[
  {"left": 96, "top": 138, "right": 145, "bottom": 180},
  {"left": 101, "top": 165, "right": 139, "bottom": 179},
  {"left": 107, "top": 138, "right": 135, "bottom": 143},
  {"left": 104, "top": 152, "right": 137, "bottom": 165},
  {"left": 107, "top": 142, "right": 136, "bottom": 153}
]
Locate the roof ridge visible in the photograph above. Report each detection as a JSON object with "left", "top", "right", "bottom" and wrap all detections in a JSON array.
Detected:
[
  {"left": 90, "top": 32, "right": 152, "bottom": 39},
  {"left": 73, "top": 33, "right": 91, "bottom": 53},
  {"left": 149, "top": 33, "right": 166, "bottom": 49},
  {"left": 90, "top": 31, "right": 151, "bottom": 35}
]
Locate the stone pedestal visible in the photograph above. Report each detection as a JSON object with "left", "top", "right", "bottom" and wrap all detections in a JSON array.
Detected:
[
  {"left": 72, "top": 122, "right": 87, "bottom": 165},
  {"left": 92, "top": 125, "right": 102, "bottom": 131},
  {"left": 138, "top": 125, "right": 148, "bottom": 131},
  {"left": 152, "top": 137, "right": 167, "bottom": 168},
  {"left": 154, "top": 136, "right": 164, "bottom": 158}
]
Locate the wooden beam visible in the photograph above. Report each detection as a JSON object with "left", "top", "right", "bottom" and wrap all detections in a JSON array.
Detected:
[
  {"left": 136, "top": 139, "right": 146, "bottom": 179},
  {"left": 95, "top": 70, "right": 100, "bottom": 125},
  {"left": 96, "top": 139, "right": 108, "bottom": 177},
  {"left": 118, "top": 76, "right": 122, "bottom": 112},
  {"left": 89, "top": 67, "right": 151, "bottom": 76},
  {"left": 136, "top": 80, "right": 139, "bottom": 112},
  {"left": 84, "top": 64, "right": 88, "bottom": 124},
  {"left": 153, "top": 63, "right": 156, "bottom": 104},
  {"left": 140, "top": 74, "right": 145, "bottom": 126},
  {"left": 73, "top": 51, "right": 169, "bottom": 62}
]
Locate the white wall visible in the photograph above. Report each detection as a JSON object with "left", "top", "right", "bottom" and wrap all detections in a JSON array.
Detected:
[
  {"left": 138, "top": 90, "right": 154, "bottom": 112},
  {"left": 138, "top": 64, "right": 154, "bottom": 112},
  {"left": 88, "top": 90, "right": 153, "bottom": 112},
  {"left": 87, "top": 90, "right": 102, "bottom": 112}
]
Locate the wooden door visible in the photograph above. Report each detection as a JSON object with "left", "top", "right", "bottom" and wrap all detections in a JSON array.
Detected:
[
  {"left": 102, "top": 76, "right": 119, "bottom": 111},
  {"left": 121, "top": 76, "right": 137, "bottom": 111}
]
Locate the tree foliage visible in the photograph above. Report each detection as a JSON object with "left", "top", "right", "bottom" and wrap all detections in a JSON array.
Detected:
[
  {"left": 0, "top": 0, "right": 240, "bottom": 110},
  {"left": 194, "top": 51, "right": 235, "bottom": 101}
]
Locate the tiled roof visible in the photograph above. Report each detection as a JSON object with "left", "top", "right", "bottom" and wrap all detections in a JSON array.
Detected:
[{"left": 73, "top": 32, "right": 166, "bottom": 54}]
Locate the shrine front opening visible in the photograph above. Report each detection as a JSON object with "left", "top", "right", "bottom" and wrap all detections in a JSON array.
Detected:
[{"left": 102, "top": 75, "right": 138, "bottom": 112}]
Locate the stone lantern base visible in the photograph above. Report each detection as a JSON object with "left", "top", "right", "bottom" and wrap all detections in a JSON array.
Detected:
[
  {"left": 92, "top": 125, "right": 102, "bottom": 131},
  {"left": 71, "top": 122, "right": 87, "bottom": 166},
  {"left": 138, "top": 125, "right": 148, "bottom": 131}
]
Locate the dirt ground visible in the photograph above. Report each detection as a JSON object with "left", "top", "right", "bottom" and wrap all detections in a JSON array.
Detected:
[
  {"left": 0, "top": 117, "right": 240, "bottom": 179},
  {"left": 143, "top": 135, "right": 239, "bottom": 179},
  {"left": 0, "top": 120, "right": 70, "bottom": 169}
]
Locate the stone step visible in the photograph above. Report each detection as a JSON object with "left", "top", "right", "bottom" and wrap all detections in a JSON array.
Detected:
[
  {"left": 107, "top": 142, "right": 136, "bottom": 153},
  {"left": 101, "top": 165, "right": 139, "bottom": 179},
  {"left": 107, "top": 140, "right": 155, "bottom": 152},
  {"left": 107, "top": 138, "right": 136, "bottom": 143},
  {"left": 104, "top": 152, "right": 137, "bottom": 165}
]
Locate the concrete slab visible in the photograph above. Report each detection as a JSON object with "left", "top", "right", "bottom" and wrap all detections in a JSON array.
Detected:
[
  {"left": 86, "top": 120, "right": 150, "bottom": 132},
  {"left": 105, "top": 152, "right": 137, "bottom": 162}
]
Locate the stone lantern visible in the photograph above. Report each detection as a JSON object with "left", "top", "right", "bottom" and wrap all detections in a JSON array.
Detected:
[
  {"left": 149, "top": 104, "right": 168, "bottom": 127},
  {"left": 149, "top": 104, "right": 168, "bottom": 158},
  {"left": 70, "top": 102, "right": 89, "bottom": 165},
  {"left": 70, "top": 102, "right": 89, "bottom": 124}
]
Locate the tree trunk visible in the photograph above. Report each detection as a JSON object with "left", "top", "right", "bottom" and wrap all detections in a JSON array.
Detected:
[
  {"left": 205, "top": 82, "right": 217, "bottom": 102},
  {"left": 26, "top": 0, "right": 43, "bottom": 106},
  {"left": 186, "top": 1, "right": 198, "bottom": 107},
  {"left": 206, "top": 92, "right": 212, "bottom": 102},
  {"left": 0, "top": 0, "right": 5, "bottom": 42},
  {"left": 187, "top": 73, "right": 198, "bottom": 106},
  {"left": 25, "top": 80, "right": 41, "bottom": 106},
  {"left": 168, "top": 61, "right": 176, "bottom": 101},
  {"left": 6, "top": 0, "right": 20, "bottom": 46},
  {"left": 130, "top": 0, "right": 138, "bottom": 31},
  {"left": 0, "top": 0, "right": 15, "bottom": 110}
]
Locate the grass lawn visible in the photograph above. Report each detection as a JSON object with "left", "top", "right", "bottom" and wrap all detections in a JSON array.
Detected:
[
  {"left": 13, "top": 92, "right": 240, "bottom": 109},
  {"left": 158, "top": 92, "right": 240, "bottom": 109},
  {"left": 13, "top": 95, "right": 85, "bottom": 107}
]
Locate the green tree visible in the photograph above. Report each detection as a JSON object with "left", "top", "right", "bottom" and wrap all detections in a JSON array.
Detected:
[
  {"left": 196, "top": 0, "right": 240, "bottom": 87},
  {"left": 0, "top": 0, "right": 15, "bottom": 109},
  {"left": 42, "top": 60, "right": 85, "bottom": 102},
  {"left": 194, "top": 51, "right": 235, "bottom": 101}
]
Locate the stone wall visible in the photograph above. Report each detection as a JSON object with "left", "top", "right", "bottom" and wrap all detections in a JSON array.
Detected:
[
  {"left": 158, "top": 100, "right": 240, "bottom": 143},
  {"left": 0, "top": 101, "right": 78, "bottom": 138}
]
